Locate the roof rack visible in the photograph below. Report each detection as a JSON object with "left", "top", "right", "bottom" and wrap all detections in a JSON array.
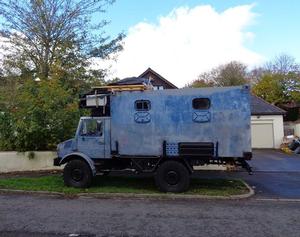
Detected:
[{"left": 92, "top": 84, "right": 150, "bottom": 92}]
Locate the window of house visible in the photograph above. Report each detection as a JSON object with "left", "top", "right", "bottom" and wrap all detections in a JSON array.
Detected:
[
  {"left": 192, "top": 98, "right": 210, "bottom": 110},
  {"left": 135, "top": 100, "right": 151, "bottom": 111},
  {"left": 153, "top": 86, "right": 164, "bottom": 90}
]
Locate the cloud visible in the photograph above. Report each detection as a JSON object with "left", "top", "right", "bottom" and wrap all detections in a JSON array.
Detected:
[
  {"left": 0, "top": 36, "right": 11, "bottom": 70},
  {"left": 0, "top": 36, "right": 8, "bottom": 61},
  {"left": 108, "top": 4, "right": 263, "bottom": 87}
]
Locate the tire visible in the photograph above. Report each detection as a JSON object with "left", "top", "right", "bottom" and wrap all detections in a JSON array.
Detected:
[
  {"left": 63, "top": 159, "right": 92, "bottom": 188},
  {"left": 154, "top": 160, "right": 190, "bottom": 193}
]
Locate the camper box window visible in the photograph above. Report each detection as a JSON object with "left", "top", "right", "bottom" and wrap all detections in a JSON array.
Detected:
[
  {"left": 192, "top": 98, "right": 210, "bottom": 110},
  {"left": 135, "top": 100, "right": 151, "bottom": 111}
]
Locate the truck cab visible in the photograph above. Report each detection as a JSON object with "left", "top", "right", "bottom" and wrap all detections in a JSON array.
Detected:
[{"left": 57, "top": 117, "right": 109, "bottom": 158}]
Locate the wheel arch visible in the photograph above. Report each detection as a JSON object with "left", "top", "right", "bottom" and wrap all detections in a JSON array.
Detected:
[
  {"left": 158, "top": 158, "right": 193, "bottom": 174},
  {"left": 60, "top": 152, "right": 96, "bottom": 176}
]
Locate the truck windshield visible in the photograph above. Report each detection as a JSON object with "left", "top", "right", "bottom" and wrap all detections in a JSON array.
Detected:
[{"left": 80, "top": 119, "right": 103, "bottom": 137}]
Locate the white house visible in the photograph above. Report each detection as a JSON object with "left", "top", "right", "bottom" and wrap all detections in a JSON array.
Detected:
[{"left": 251, "top": 95, "right": 286, "bottom": 149}]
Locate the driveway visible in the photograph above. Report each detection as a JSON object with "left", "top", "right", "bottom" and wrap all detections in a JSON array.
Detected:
[
  {"left": 195, "top": 149, "right": 300, "bottom": 199},
  {"left": 248, "top": 149, "right": 300, "bottom": 172},
  {"left": 245, "top": 149, "right": 300, "bottom": 199}
]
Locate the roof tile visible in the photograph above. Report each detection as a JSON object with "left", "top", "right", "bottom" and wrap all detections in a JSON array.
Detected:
[{"left": 251, "top": 94, "right": 286, "bottom": 115}]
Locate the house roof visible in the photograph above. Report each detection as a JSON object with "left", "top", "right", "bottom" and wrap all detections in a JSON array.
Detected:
[
  {"left": 139, "top": 68, "right": 178, "bottom": 89},
  {"left": 251, "top": 94, "right": 286, "bottom": 115},
  {"left": 109, "top": 68, "right": 178, "bottom": 89}
]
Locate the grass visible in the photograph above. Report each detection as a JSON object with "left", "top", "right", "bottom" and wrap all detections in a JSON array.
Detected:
[{"left": 0, "top": 175, "right": 249, "bottom": 196}]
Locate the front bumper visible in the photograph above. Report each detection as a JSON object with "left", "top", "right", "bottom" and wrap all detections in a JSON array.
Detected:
[{"left": 53, "top": 157, "right": 61, "bottom": 166}]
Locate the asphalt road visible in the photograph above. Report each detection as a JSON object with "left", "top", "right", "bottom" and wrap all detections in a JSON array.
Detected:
[{"left": 0, "top": 193, "right": 300, "bottom": 237}]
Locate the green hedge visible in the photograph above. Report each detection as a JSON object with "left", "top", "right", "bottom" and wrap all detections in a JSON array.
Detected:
[{"left": 0, "top": 79, "right": 83, "bottom": 151}]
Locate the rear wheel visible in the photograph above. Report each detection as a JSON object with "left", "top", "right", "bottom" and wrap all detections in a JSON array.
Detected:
[
  {"left": 154, "top": 160, "right": 190, "bottom": 193},
  {"left": 63, "top": 159, "right": 92, "bottom": 188}
]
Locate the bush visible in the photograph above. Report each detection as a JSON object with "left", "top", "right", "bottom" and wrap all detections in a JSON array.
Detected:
[
  {"left": 0, "top": 112, "right": 16, "bottom": 150},
  {"left": 0, "top": 79, "right": 82, "bottom": 151}
]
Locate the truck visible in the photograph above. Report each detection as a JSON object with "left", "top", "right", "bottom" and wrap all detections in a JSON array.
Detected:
[{"left": 54, "top": 83, "right": 252, "bottom": 193}]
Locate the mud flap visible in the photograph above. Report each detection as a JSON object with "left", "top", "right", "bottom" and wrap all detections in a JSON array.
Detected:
[{"left": 238, "top": 158, "right": 253, "bottom": 175}]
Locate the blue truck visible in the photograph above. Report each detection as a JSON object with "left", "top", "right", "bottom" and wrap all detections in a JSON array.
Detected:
[{"left": 54, "top": 84, "right": 252, "bottom": 192}]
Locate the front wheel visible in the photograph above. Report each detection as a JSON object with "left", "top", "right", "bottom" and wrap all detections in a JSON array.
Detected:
[
  {"left": 154, "top": 160, "right": 190, "bottom": 193},
  {"left": 63, "top": 159, "right": 92, "bottom": 188}
]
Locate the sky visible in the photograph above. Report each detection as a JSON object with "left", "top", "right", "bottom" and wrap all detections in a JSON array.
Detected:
[{"left": 95, "top": 0, "right": 300, "bottom": 87}]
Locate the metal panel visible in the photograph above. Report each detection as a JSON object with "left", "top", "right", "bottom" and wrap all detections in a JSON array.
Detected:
[
  {"left": 166, "top": 143, "right": 179, "bottom": 156},
  {"left": 134, "top": 112, "right": 151, "bottom": 123},
  {"left": 76, "top": 118, "right": 105, "bottom": 159},
  {"left": 192, "top": 111, "right": 211, "bottom": 123},
  {"left": 104, "top": 118, "right": 111, "bottom": 158},
  {"left": 110, "top": 86, "right": 251, "bottom": 157},
  {"left": 75, "top": 117, "right": 111, "bottom": 159}
]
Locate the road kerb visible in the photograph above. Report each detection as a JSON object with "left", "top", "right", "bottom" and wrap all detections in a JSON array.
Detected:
[{"left": 0, "top": 180, "right": 254, "bottom": 200}]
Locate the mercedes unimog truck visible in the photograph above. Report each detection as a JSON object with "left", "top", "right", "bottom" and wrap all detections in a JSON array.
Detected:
[{"left": 54, "top": 83, "right": 252, "bottom": 192}]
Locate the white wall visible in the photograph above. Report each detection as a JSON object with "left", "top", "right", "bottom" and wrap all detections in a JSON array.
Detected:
[
  {"left": 251, "top": 115, "right": 284, "bottom": 149},
  {"left": 294, "top": 124, "right": 300, "bottom": 137},
  {"left": 0, "top": 151, "right": 61, "bottom": 173},
  {"left": 0, "top": 151, "right": 229, "bottom": 173}
]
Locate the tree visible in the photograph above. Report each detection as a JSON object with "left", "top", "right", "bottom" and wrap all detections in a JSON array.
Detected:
[
  {"left": 214, "top": 61, "right": 248, "bottom": 86},
  {"left": 0, "top": 0, "right": 123, "bottom": 151},
  {"left": 186, "top": 72, "right": 215, "bottom": 88},
  {"left": 251, "top": 54, "right": 300, "bottom": 105},
  {"left": 186, "top": 79, "right": 215, "bottom": 88},
  {"left": 252, "top": 72, "right": 300, "bottom": 104},
  {"left": 0, "top": 79, "right": 83, "bottom": 151},
  {"left": 247, "top": 66, "right": 267, "bottom": 85},
  {"left": 265, "top": 54, "right": 300, "bottom": 75},
  {"left": 0, "top": 0, "right": 124, "bottom": 81},
  {"left": 252, "top": 74, "right": 286, "bottom": 104},
  {"left": 189, "top": 61, "right": 248, "bottom": 88}
]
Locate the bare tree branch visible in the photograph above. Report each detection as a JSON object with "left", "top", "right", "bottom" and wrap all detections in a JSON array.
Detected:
[{"left": 0, "top": 0, "right": 123, "bottom": 80}]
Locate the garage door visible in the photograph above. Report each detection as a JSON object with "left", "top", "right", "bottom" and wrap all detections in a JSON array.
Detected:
[{"left": 251, "top": 123, "right": 274, "bottom": 148}]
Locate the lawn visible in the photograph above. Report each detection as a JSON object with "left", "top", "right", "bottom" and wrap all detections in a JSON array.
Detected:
[{"left": 0, "top": 175, "right": 249, "bottom": 196}]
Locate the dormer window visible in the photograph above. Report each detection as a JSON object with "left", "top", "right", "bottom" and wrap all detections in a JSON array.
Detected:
[{"left": 153, "top": 86, "right": 164, "bottom": 90}]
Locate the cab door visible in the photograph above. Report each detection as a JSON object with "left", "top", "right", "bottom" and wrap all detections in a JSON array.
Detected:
[{"left": 77, "top": 118, "right": 105, "bottom": 158}]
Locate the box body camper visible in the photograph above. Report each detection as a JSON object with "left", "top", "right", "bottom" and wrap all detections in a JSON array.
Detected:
[{"left": 54, "top": 85, "right": 252, "bottom": 192}]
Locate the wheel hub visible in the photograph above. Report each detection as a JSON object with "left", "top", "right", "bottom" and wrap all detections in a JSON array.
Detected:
[
  {"left": 165, "top": 170, "right": 179, "bottom": 185},
  {"left": 71, "top": 168, "right": 83, "bottom": 182}
]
